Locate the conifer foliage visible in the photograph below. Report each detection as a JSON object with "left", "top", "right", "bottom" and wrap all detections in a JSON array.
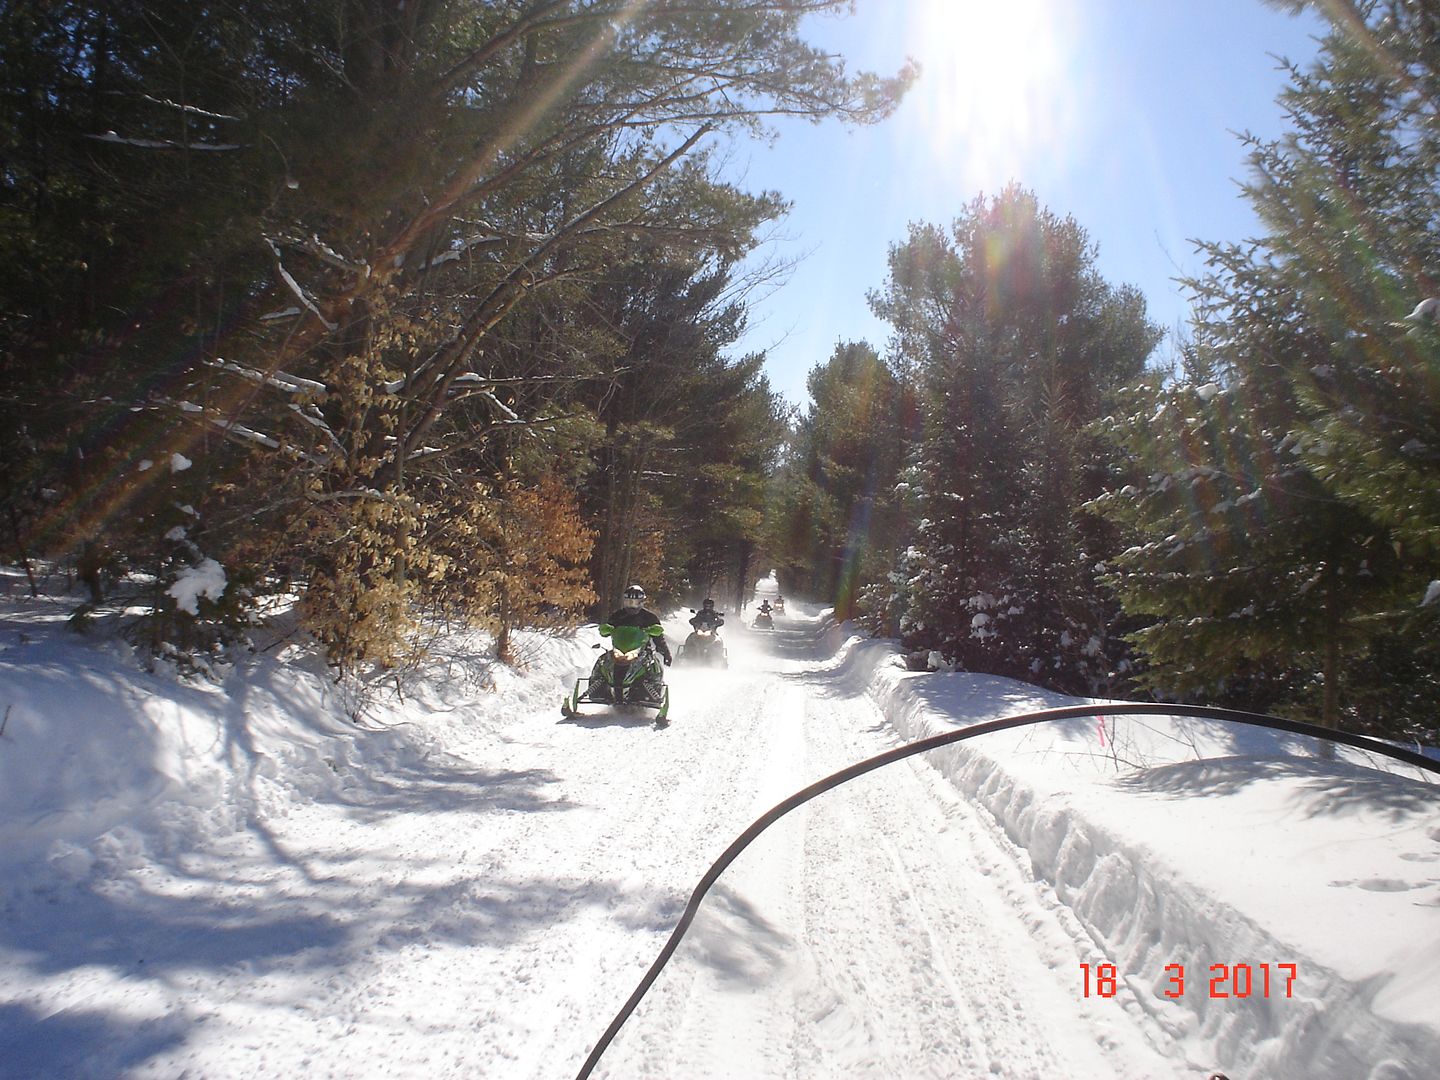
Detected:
[
  {"left": 1092, "top": 0, "right": 1440, "bottom": 736},
  {"left": 871, "top": 188, "right": 1160, "bottom": 693},
  {"left": 0, "top": 2, "right": 908, "bottom": 670},
  {"left": 768, "top": 341, "right": 913, "bottom": 627}
]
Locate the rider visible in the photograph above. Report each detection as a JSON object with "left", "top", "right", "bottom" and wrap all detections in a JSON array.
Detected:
[
  {"left": 757, "top": 599, "right": 773, "bottom": 616},
  {"left": 603, "top": 584, "right": 672, "bottom": 665},
  {"left": 689, "top": 598, "right": 725, "bottom": 633}
]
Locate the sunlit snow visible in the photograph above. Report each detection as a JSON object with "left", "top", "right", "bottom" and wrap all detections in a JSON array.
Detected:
[{"left": 1, "top": 569, "right": 1436, "bottom": 1079}]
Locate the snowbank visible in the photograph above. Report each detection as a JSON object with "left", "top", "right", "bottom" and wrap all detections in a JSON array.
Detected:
[
  {"left": 3, "top": 577, "right": 1436, "bottom": 1079},
  {"left": 838, "top": 631, "right": 1440, "bottom": 1079},
  {"left": 0, "top": 581, "right": 596, "bottom": 895}
]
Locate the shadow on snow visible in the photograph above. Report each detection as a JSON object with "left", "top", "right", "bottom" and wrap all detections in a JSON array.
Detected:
[{"left": 0, "top": 1002, "right": 189, "bottom": 1080}]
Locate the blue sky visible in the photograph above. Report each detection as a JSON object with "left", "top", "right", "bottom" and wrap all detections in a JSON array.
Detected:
[{"left": 723, "top": 0, "right": 1327, "bottom": 408}]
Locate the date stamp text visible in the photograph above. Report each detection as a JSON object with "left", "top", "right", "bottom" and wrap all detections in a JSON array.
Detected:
[{"left": 1080, "top": 962, "right": 1298, "bottom": 1000}]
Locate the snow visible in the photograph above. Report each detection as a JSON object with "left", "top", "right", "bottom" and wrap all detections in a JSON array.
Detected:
[
  {"left": 208, "top": 359, "right": 328, "bottom": 398},
  {"left": 165, "top": 558, "right": 228, "bottom": 615},
  {"left": 264, "top": 237, "right": 337, "bottom": 330},
  {"left": 1, "top": 569, "right": 1437, "bottom": 1079},
  {"left": 1404, "top": 297, "right": 1439, "bottom": 323}
]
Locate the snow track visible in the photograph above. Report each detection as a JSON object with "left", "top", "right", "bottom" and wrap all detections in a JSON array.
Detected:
[
  {"left": 4, "top": 599, "right": 1435, "bottom": 1078},
  {"left": 592, "top": 617, "right": 1175, "bottom": 1079},
  {"left": 861, "top": 644, "right": 1440, "bottom": 1080}
]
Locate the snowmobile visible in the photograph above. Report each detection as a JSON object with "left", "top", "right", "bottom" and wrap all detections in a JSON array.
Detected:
[
  {"left": 771, "top": 597, "right": 786, "bottom": 616},
  {"left": 752, "top": 606, "right": 774, "bottom": 630},
  {"left": 562, "top": 622, "right": 671, "bottom": 722},
  {"left": 676, "top": 616, "right": 728, "bottom": 668}
]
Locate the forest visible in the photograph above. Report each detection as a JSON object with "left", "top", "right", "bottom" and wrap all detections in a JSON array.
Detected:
[{"left": 2, "top": 0, "right": 1437, "bottom": 740}]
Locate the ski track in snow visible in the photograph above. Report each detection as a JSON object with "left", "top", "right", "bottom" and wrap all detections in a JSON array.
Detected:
[
  {"left": 2, "top": 600, "right": 1436, "bottom": 1079},
  {"left": 595, "top": 621, "right": 1177, "bottom": 1080}
]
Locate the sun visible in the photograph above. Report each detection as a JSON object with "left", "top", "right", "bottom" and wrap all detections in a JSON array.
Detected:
[{"left": 904, "top": 0, "right": 1082, "bottom": 191}]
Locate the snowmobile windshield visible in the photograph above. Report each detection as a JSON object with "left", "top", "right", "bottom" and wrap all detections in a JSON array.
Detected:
[{"left": 604, "top": 623, "right": 661, "bottom": 653}]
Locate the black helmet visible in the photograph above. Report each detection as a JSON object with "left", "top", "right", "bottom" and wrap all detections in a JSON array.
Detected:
[
  {"left": 622, "top": 584, "right": 646, "bottom": 608},
  {"left": 702, "top": 598, "right": 715, "bottom": 609}
]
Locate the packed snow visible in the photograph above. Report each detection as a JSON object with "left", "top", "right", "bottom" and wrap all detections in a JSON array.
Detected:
[{"left": 1, "top": 568, "right": 1437, "bottom": 1079}]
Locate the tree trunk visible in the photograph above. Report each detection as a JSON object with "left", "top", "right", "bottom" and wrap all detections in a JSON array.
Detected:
[
  {"left": 733, "top": 540, "right": 753, "bottom": 614},
  {"left": 1321, "top": 625, "right": 1341, "bottom": 729},
  {"left": 593, "top": 438, "right": 645, "bottom": 615},
  {"left": 496, "top": 584, "right": 512, "bottom": 664}
]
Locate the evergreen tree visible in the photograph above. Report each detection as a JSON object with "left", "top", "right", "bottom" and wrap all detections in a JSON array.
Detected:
[
  {"left": 1095, "top": 0, "right": 1439, "bottom": 736},
  {"left": 566, "top": 246, "right": 787, "bottom": 615},
  {"left": 0, "top": 2, "right": 910, "bottom": 668},
  {"left": 873, "top": 189, "right": 1159, "bottom": 692},
  {"left": 1092, "top": 366, "right": 1404, "bottom": 727},
  {"left": 769, "top": 341, "right": 912, "bottom": 623},
  {"left": 1248, "top": 1, "right": 1440, "bottom": 565}
]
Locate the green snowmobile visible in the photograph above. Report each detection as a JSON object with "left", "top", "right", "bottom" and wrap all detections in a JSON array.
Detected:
[{"left": 562, "top": 622, "right": 671, "bottom": 723}]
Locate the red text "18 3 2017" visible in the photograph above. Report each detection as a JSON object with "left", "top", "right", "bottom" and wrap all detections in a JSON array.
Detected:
[{"left": 1080, "top": 962, "right": 1299, "bottom": 999}]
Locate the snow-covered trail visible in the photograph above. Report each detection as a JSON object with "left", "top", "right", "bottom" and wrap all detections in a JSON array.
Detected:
[
  {"left": 4, "top": 609, "right": 1181, "bottom": 1079},
  {"left": 593, "top": 615, "right": 1177, "bottom": 1079},
  {"left": 7, "top": 587, "right": 1438, "bottom": 1079}
]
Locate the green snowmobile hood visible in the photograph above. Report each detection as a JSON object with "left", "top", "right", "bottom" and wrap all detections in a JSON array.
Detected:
[{"left": 599, "top": 622, "right": 664, "bottom": 652}]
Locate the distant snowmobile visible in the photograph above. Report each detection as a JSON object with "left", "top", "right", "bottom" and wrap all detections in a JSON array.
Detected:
[
  {"left": 752, "top": 601, "right": 774, "bottom": 630},
  {"left": 563, "top": 623, "right": 670, "bottom": 723}
]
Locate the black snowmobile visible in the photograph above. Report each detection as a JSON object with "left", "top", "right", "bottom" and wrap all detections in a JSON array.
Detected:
[
  {"left": 752, "top": 603, "right": 774, "bottom": 630},
  {"left": 676, "top": 611, "right": 728, "bottom": 668}
]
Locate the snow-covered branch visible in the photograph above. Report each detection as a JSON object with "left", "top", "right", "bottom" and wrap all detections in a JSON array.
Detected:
[
  {"left": 422, "top": 229, "right": 529, "bottom": 268},
  {"left": 135, "top": 95, "right": 244, "bottom": 122},
  {"left": 207, "top": 358, "right": 329, "bottom": 398},
  {"left": 163, "top": 398, "right": 327, "bottom": 464},
  {"left": 285, "top": 403, "right": 346, "bottom": 456},
  {"left": 264, "top": 237, "right": 337, "bottom": 330},
  {"left": 296, "top": 234, "right": 371, "bottom": 276},
  {"left": 85, "top": 131, "right": 241, "bottom": 151}
]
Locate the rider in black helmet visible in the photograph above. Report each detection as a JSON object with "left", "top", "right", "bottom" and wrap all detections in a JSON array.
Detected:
[
  {"left": 688, "top": 597, "right": 724, "bottom": 633},
  {"left": 605, "top": 584, "right": 671, "bottom": 664}
]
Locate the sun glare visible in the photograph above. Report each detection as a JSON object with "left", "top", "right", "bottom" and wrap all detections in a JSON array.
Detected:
[{"left": 906, "top": 0, "right": 1082, "bottom": 192}]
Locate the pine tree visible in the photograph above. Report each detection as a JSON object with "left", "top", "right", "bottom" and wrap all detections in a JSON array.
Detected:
[
  {"left": 770, "top": 341, "right": 912, "bottom": 622},
  {"left": 566, "top": 246, "right": 788, "bottom": 614},
  {"left": 1, "top": 2, "right": 911, "bottom": 669},
  {"left": 1097, "top": 0, "right": 1440, "bottom": 735},
  {"left": 872, "top": 189, "right": 1160, "bottom": 691},
  {"left": 1091, "top": 367, "right": 1404, "bottom": 726},
  {"left": 1246, "top": 2, "right": 1440, "bottom": 566}
]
